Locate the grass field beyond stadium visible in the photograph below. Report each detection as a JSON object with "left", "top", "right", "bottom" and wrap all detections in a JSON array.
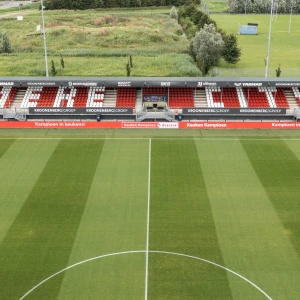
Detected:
[
  {"left": 213, "top": 14, "right": 300, "bottom": 70},
  {"left": 0, "top": 8, "right": 299, "bottom": 76},
  {"left": 0, "top": 133, "right": 300, "bottom": 299}
]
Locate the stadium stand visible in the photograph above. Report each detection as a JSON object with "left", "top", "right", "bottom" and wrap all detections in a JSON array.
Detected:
[
  {"left": 168, "top": 88, "right": 194, "bottom": 108},
  {"left": 70, "top": 87, "right": 89, "bottom": 107},
  {"left": 292, "top": 87, "right": 300, "bottom": 105},
  {"left": 86, "top": 87, "right": 105, "bottom": 107},
  {"left": 206, "top": 87, "right": 247, "bottom": 108},
  {"left": 116, "top": 87, "right": 136, "bottom": 107},
  {"left": 20, "top": 87, "right": 92, "bottom": 108},
  {"left": 243, "top": 87, "right": 271, "bottom": 108},
  {"left": 21, "top": 87, "right": 59, "bottom": 108},
  {"left": 0, "top": 86, "right": 18, "bottom": 108},
  {"left": 7, "top": 85, "right": 300, "bottom": 110},
  {"left": 269, "top": 87, "right": 290, "bottom": 108}
]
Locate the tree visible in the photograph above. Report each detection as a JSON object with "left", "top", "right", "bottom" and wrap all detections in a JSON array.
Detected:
[
  {"left": 126, "top": 62, "right": 131, "bottom": 77},
  {"left": 60, "top": 54, "right": 65, "bottom": 69},
  {"left": 193, "top": 24, "right": 224, "bottom": 76},
  {"left": 276, "top": 64, "right": 281, "bottom": 77},
  {"left": 51, "top": 60, "right": 57, "bottom": 76},
  {"left": 222, "top": 33, "right": 241, "bottom": 65},
  {"left": 2, "top": 33, "right": 12, "bottom": 53},
  {"left": 170, "top": 6, "right": 178, "bottom": 20},
  {"left": 129, "top": 55, "right": 133, "bottom": 68}
]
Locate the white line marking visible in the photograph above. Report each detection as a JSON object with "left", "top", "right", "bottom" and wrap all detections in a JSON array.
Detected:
[
  {"left": 152, "top": 251, "right": 273, "bottom": 300},
  {"left": 19, "top": 250, "right": 273, "bottom": 300},
  {"left": 145, "top": 139, "right": 151, "bottom": 300},
  {"left": 0, "top": 137, "right": 300, "bottom": 141}
]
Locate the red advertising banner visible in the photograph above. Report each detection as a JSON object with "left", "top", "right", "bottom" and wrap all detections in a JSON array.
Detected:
[
  {"left": 0, "top": 121, "right": 121, "bottom": 129},
  {"left": 0, "top": 121, "right": 299, "bottom": 129},
  {"left": 179, "top": 122, "right": 300, "bottom": 129}
]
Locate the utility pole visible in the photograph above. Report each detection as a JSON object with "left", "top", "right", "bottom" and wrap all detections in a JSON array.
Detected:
[
  {"left": 41, "top": 0, "right": 49, "bottom": 77},
  {"left": 265, "top": 0, "right": 275, "bottom": 78},
  {"left": 288, "top": 0, "right": 294, "bottom": 34}
]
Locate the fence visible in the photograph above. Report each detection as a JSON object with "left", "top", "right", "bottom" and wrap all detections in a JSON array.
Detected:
[{"left": 211, "top": 68, "right": 300, "bottom": 77}]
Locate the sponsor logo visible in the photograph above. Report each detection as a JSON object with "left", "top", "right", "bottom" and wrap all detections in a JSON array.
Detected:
[
  {"left": 33, "top": 108, "right": 76, "bottom": 113},
  {"left": 186, "top": 122, "right": 227, "bottom": 128},
  {"left": 122, "top": 122, "right": 158, "bottom": 128},
  {"left": 118, "top": 82, "right": 131, "bottom": 87},
  {"left": 234, "top": 82, "right": 263, "bottom": 87},
  {"left": 86, "top": 108, "right": 129, "bottom": 113},
  {"left": 197, "top": 82, "right": 217, "bottom": 87},
  {"left": 69, "top": 82, "right": 97, "bottom": 87},
  {"left": 187, "top": 108, "right": 230, "bottom": 113},
  {"left": 161, "top": 82, "right": 171, "bottom": 87},
  {"left": 275, "top": 82, "right": 300, "bottom": 87},
  {"left": 0, "top": 82, "right": 14, "bottom": 86},
  {"left": 27, "top": 82, "right": 56, "bottom": 86},
  {"left": 271, "top": 123, "right": 300, "bottom": 128},
  {"left": 204, "top": 82, "right": 217, "bottom": 86},
  {"left": 242, "top": 83, "right": 262, "bottom": 87},
  {"left": 158, "top": 122, "right": 179, "bottom": 129},
  {"left": 34, "top": 122, "right": 86, "bottom": 127},
  {"left": 239, "top": 109, "right": 283, "bottom": 113}
]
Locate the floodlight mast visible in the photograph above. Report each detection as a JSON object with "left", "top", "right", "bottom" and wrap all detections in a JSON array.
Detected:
[
  {"left": 41, "top": 0, "right": 49, "bottom": 77},
  {"left": 265, "top": 0, "right": 275, "bottom": 78},
  {"left": 288, "top": 0, "right": 293, "bottom": 34}
]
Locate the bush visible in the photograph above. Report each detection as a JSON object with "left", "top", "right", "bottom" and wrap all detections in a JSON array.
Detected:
[
  {"left": 1, "top": 33, "right": 12, "bottom": 54},
  {"left": 98, "top": 28, "right": 109, "bottom": 36},
  {"left": 94, "top": 15, "right": 116, "bottom": 27}
]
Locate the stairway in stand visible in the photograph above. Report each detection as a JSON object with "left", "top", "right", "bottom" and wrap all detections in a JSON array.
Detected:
[
  {"left": 198, "top": 88, "right": 208, "bottom": 107},
  {"left": 10, "top": 88, "right": 26, "bottom": 109},
  {"left": 103, "top": 89, "right": 117, "bottom": 107},
  {"left": 135, "top": 89, "right": 143, "bottom": 111},
  {"left": 284, "top": 89, "right": 298, "bottom": 110}
]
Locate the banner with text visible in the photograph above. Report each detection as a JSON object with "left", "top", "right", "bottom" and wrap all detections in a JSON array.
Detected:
[
  {"left": 182, "top": 108, "right": 286, "bottom": 115},
  {"left": 29, "top": 107, "right": 133, "bottom": 115},
  {"left": 0, "top": 121, "right": 299, "bottom": 129}
]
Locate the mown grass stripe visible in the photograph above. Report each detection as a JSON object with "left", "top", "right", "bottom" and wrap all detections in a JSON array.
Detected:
[
  {"left": 0, "top": 140, "right": 60, "bottom": 245},
  {"left": 57, "top": 140, "right": 149, "bottom": 300},
  {"left": 241, "top": 140, "right": 300, "bottom": 259},
  {"left": 0, "top": 140, "right": 104, "bottom": 300},
  {"left": 196, "top": 140, "right": 300, "bottom": 300},
  {"left": 148, "top": 140, "right": 232, "bottom": 299},
  {"left": 0, "top": 139, "right": 14, "bottom": 158}
]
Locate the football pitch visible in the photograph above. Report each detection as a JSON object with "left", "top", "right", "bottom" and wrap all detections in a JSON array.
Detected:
[{"left": 0, "top": 131, "right": 300, "bottom": 299}]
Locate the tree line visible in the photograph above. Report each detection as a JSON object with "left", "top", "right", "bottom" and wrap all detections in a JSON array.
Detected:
[
  {"left": 177, "top": 4, "right": 241, "bottom": 75},
  {"left": 44, "top": 0, "right": 200, "bottom": 10},
  {"left": 229, "top": 0, "right": 300, "bottom": 14}
]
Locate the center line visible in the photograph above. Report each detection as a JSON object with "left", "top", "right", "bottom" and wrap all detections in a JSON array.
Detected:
[{"left": 145, "top": 138, "right": 151, "bottom": 300}]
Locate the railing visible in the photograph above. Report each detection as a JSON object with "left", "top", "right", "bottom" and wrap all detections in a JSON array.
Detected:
[
  {"left": 136, "top": 108, "right": 175, "bottom": 122},
  {"left": 294, "top": 108, "right": 300, "bottom": 120},
  {"left": 1, "top": 108, "right": 28, "bottom": 121},
  {"left": 211, "top": 68, "right": 300, "bottom": 78}
]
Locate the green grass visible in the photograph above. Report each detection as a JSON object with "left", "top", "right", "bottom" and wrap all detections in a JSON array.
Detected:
[
  {"left": 212, "top": 14, "right": 300, "bottom": 69},
  {"left": 1, "top": 5, "right": 300, "bottom": 76},
  {"left": 202, "top": 0, "right": 229, "bottom": 13},
  {"left": 0, "top": 53, "right": 201, "bottom": 76},
  {"left": 0, "top": 8, "right": 200, "bottom": 76},
  {"left": 0, "top": 134, "right": 300, "bottom": 299}
]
